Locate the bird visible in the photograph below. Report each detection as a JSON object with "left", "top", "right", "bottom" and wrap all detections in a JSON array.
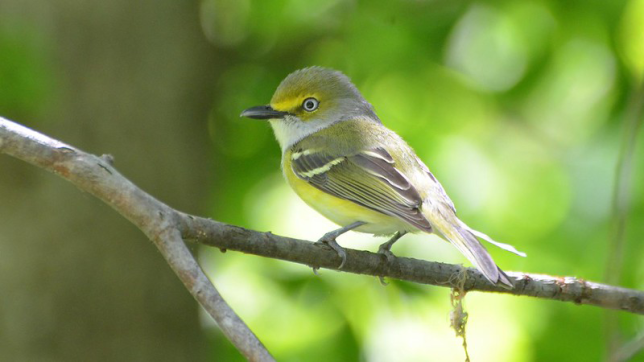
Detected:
[{"left": 240, "top": 66, "right": 525, "bottom": 287}]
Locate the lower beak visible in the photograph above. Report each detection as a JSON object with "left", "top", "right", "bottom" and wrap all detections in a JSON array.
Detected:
[{"left": 240, "top": 105, "right": 290, "bottom": 120}]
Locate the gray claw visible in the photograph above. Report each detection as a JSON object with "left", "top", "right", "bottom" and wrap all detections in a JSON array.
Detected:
[
  {"left": 377, "top": 245, "right": 396, "bottom": 263},
  {"left": 319, "top": 236, "right": 347, "bottom": 268},
  {"left": 315, "top": 221, "right": 366, "bottom": 269},
  {"left": 377, "top": 231, "right": 406, "bottom": 263}
]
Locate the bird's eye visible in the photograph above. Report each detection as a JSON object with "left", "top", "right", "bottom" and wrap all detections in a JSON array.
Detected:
[{"left": 302, "top": 97, "right": 319, "bottom": 112}]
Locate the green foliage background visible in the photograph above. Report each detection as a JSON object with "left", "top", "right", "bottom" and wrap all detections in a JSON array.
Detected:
[
  {"left": 2, "top": 0, "right": 644, "bottom": 361},
  {"left": 203, "top": 0, "right": 644, "bottom": 361}
]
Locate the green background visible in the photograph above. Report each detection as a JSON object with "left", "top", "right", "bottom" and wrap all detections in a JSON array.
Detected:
[{"left": 1, "top": 0, "right": 643, "bottom": 361}]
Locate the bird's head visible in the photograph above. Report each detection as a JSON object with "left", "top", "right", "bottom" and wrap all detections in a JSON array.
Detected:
[{"left": 241, "top": 67, "right": 378, "bottom": 151}]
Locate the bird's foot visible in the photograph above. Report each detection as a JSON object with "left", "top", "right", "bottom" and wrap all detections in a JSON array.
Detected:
[
  {"left": 376, "top": 242, "right": 395, "bottom": 285},
  {"left": 377, "top": 243, "right": 396, "bottom": 263},
  {"left": 315, "top": 221, "right": 365, "bottom": 269},
  {"left": 317, "top": 233, "right": 347, "bottom": 269},
  {"left": 377, "top": 231, "right": 406, "bottom": 263}
]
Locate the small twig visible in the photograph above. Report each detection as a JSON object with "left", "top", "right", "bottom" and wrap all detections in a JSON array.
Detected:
[
  {"left": 604, "top": 82, "right": 644, "bottom": 357},
  {"left": 0, "top": 117, "right": 274, "bottom": 362},
  {"left": 450, "top": 269, "right": 470, "bottom": 362},
  {"left": 613, "top": 331, "right": 644, "bottom": 362}
]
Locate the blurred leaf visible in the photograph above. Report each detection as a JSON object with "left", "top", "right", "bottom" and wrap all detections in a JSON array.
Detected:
[
  {"left": 523, "top": 39, "right": 616, "bottom": 144},
  {"left": 200, "top": 0, "right": 251, "bottom": 47},
  {"left": 446, "top": 3, "right": 529, "bottom": 92},
  {"left": 0, "top": 26, "right": 54, "bottom": 118},
  {"left": 618, "top": 0, "right": 644, "bottom": 82}
]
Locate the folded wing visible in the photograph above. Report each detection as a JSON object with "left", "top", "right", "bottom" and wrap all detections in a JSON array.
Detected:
[{"left": 290, "top": 147, "right": 433, "bottom": 232}]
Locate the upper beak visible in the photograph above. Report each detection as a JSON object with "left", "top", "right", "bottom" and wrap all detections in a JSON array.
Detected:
[{"left": 240, "top": 105, "right": 290, "bottom": 120}]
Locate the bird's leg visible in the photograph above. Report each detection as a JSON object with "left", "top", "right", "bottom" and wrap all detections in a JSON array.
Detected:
[
  {"left": 378, "top": 231, "right": 407, "bottom": 262},
  {"left": 318, "top": 221, "right": 366, "bottom": 269}
]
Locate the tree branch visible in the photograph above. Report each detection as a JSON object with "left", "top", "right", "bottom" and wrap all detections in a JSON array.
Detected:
[
  {"left": 180, "top": 216, "right": 644, "bottom": 314},
  {"left": 0, "top": 117, "right": 275, "bottom": 362},
  {"left": 1, "top": 118, "right": 643, "bottom": 358}
]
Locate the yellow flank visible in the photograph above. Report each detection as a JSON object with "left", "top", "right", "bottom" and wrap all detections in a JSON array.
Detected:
[{"left": 283, "top": 155, "right": 416, "bottom": 235}]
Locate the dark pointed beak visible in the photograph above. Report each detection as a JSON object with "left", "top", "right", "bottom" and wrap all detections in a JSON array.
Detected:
[{"left": 240, "top": 105, "right": 290, "bottom": 120}]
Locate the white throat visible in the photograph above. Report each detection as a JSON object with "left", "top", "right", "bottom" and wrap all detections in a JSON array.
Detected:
[{"left": 269, "top": 117, "right": 333, "bottom": 152}]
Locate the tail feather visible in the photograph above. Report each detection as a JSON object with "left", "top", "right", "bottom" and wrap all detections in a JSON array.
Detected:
[
  {"left": 428, "top": 212, "right": 514, "bottom": 288},
  {"left": 497, "top": 268, "right": 512, "bottom": 288},
  {"left": 457, "top": 225, "right": 512, "bottom": 288},
  {"left": 466, "top": 225, "right": 526, "bottom": 257}
]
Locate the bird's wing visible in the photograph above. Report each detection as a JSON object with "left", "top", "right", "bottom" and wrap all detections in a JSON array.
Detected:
[
  {"left": 290, "top": 147, "right": 433, "bottom": 232},
  {"left": 418, "top": 161, "right": 456, "bottom": 213}
]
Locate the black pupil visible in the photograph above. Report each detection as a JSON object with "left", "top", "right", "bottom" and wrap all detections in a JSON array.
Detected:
[{"left": 305, "top": 99, "right": 316, "bottom": 110}]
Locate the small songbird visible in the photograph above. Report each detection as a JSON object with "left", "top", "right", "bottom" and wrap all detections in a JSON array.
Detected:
[{"left": 241, "top": 67, "right": 525, "bottom": 287}]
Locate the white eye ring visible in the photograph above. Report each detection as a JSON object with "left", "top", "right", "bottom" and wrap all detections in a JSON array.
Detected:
[{"left": 302, "top": 97, "right": 319, "bottom": 112}]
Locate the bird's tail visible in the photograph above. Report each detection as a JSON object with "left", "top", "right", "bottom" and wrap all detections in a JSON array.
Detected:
[{"left": 426, "top": 206, "right": 525, "bottom": 288}]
